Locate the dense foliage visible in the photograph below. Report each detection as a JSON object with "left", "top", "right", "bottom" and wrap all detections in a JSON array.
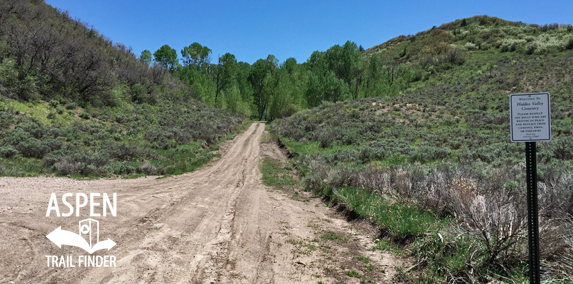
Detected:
[
  {"left": 0, "top": 0, "right": 243, "bottom": 177},
  {"left": 0, "top": 0, "right": 172, "bottom": 106}
]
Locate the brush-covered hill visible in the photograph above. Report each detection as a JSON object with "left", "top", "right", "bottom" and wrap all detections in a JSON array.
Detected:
[
  {"left": 271, "top": 16, "right": 573, "bottom": 282},
  {"left": 275, "top": 16, "right": 573, "bottom": 167},
  {"left": 365, "top": 15, "right": 573, "bottom": 60},
  {"left": 0, "top": 0, "right": 244, "bottom": 177}
]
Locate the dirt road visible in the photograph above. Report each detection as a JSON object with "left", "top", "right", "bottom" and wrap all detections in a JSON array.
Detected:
[{"left": 0, "top": 122, "right": 402, "bottom": 283}]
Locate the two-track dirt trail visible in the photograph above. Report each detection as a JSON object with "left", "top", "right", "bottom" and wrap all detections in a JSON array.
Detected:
[{"left": 0, "top": 122, "right": 402, "bottom": 283}]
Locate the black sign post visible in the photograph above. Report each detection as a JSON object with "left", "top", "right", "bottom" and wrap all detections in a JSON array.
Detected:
[
  {"left": 509, "top": 93, "right": 550, "bottom": 284},
  {"left": 525, "top": 141, "right": 540, "bottom": 283}
]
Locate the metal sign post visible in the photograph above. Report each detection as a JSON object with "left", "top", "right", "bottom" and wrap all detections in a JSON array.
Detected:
[
  {"left": 509, "top": 92, "right": 551, "bottom": 284},
  {"left": 525, "top": 141, "right": 540, "bottom": 283}
]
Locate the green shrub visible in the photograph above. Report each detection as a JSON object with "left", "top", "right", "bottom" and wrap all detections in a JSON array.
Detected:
[
  {"left": 539, "top": 136, "right": 573, "bottom": 162},
  {"left": 105, "top": 161, "right": 138, "bottom": 175},
  {"left": 317, "top": 130, "right": 335, "bottom": 148},
  {"left": 65, "top": 102, "right": 77, "bottom": 110},
  {"left": 114, "top": 112, "right": 128, "bottom": 123},
  {"left": 566, "top": 38, "right": 573, "bottom": 50},
  {"left": 2, "top": 128, "right": 32, "bottom": 146},
  {"left": 411, "top": 146, "right": 451, "bottom": 163},
  {"left": 140, "top": 161, "right": 157, "bottom": 175},
  {"left": 49, "top": 100, "right": 60, "bottom": 107},
  {"left": 0, "top": 58, "right": 19, "bottom": 97},
  {"left": 108, "top": 143, "right": 140, "bottom": 161},
  {"left": 79, "top": 112, "right": 90, "bottom": 119},
  {"left": 131, "top": 83, "right": 149, "bottom": 103},
  {"left": 358, "top": 146, "right": 385, "bottom": 163},
  {"left": 0, "top": 146, "right": 18, "bottom": 158},
  {"left": 42, "top": 150, "right": 65, "bottom": 168},
  {"left": 55, "top": 156, "right": 80, "bottom": 175},
  {"left": 16, "top": 138, "right": 48, "bottom": 158}
]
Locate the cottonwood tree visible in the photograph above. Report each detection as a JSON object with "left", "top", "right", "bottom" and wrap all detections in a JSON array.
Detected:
[
  {"left": 153, "top": 45, "right": 178, "bottom": 71},
  {"left": 140, "top": 50, "right": 152, "bottom": 65},
  {"left": 324, "top": 41, "right": 364, "bottom": 99},
  {"left": 181, "top": 42, "right": 211, "bottom": 68},
  {"left": 270, "top": 57, "right": 305, "bottom": 118},
  {"left": 214, "top": 53, "right": 237, "bottom": 103},
  {"left": 249, "top": 55, "right": 278, "bottom": 120},
  {"left": 304, "top": 50, "right": 349, "bottom": 106}
]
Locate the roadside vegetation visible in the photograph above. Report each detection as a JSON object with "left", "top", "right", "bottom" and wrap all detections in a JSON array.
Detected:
[
  {"left": 260, "top": 133, "right": 394, "bottom": 283},
  {"left": 271, "top": 16, "right": 573, "bottom": 283},
  {"left": 0, "top": 0, "right": 244, "bottom": 177}
]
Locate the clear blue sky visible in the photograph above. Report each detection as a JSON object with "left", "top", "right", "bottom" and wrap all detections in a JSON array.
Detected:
[{"left": 45, "top": 0, "right": 573, "bottom": 65}]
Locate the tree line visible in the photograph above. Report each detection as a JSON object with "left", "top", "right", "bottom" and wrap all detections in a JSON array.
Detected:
[
  {"left": 145, "top": 39, "right": 432, "bottom": 121},
  {"left": 0, "top": 0, "right": 465, "bottom": 119}
]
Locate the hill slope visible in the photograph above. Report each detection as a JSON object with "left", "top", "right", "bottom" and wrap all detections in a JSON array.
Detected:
[
  {"left": 359, "top": 15, "right": 573, "bottom": 97},
  {"left": 0, "top": 0, "right": 244, "bottom": 177},
  {"left": 271, "top": 16, "right": 573, "bottom": 282}
]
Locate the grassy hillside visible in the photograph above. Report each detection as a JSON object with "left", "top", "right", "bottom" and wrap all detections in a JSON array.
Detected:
[
  {"left": 0, "top": 0, "right": 244, "bottom": 177},
  {"left": 360, "top": 16, "right": 573, "bottom": 98},
  {"left": 365, "top": 16, "right": 573, "bottom": 59},
  {"left": 271, "top": 16, "right": 573, "bottom": 283}
]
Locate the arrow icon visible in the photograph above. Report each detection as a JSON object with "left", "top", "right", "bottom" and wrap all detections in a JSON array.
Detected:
[{"left": 46, "top": 226, "right": 116, "bottom": 254}]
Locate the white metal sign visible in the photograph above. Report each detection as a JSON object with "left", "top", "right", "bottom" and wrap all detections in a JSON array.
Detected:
[{"left": 509, "top": 93, "right": 551, "bottom": 142}]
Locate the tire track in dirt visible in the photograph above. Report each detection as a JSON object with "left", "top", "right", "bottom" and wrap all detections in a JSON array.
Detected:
[{"left": 0, "top": 122, "right": 402, "bottom": 283}]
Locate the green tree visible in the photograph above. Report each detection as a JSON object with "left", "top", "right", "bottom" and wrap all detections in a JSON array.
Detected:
[
  {"left": 270, "top": 69, "right": 298, "bottom": 119},
  {"left": 140, "top": 50, "right": 152, "bottom": 65},
  {"left": 324, "top": 41, "right": 364, "bottom": 99},
  {"left": 236, "top": 62, "right": 254, "bottom": 102},
  {"left": 365, "top": 53, "right": 386, "bottom": 96},
  {"left": 174, "top": 44, "right": 215, "bottom": 103},
  {"left": 181, "top": 42, "right": 211, "bottom": 67},
  {"left": 153, "top": 45, "right": 178, "bottom": 71},
  {"left": 214, "top": 53, "right": 238, "bottom": 103},
  {"left": 268, "top": 58, "right": 306, "bottom": 119},
  {"left": 282, "top": 57, "right": 298, "bottom": 75},
  {"left": 226, "top": 84, "right": 240, "bottom": 114},
  {"left": 249, "top": 55, "right": 278, "bottom": 120},
  {"left": 304, "top": 50, "right": 349, "bottom": 106}
]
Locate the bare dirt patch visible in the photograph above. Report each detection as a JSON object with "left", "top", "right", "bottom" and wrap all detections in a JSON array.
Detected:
[{"left": 260, "top": 133, "right": 404, "bottom": 283}]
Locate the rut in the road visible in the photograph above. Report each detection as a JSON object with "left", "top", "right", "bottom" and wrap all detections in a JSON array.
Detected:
[{"left": 1, "top": 122, "right": 402, "bottom": 284}]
